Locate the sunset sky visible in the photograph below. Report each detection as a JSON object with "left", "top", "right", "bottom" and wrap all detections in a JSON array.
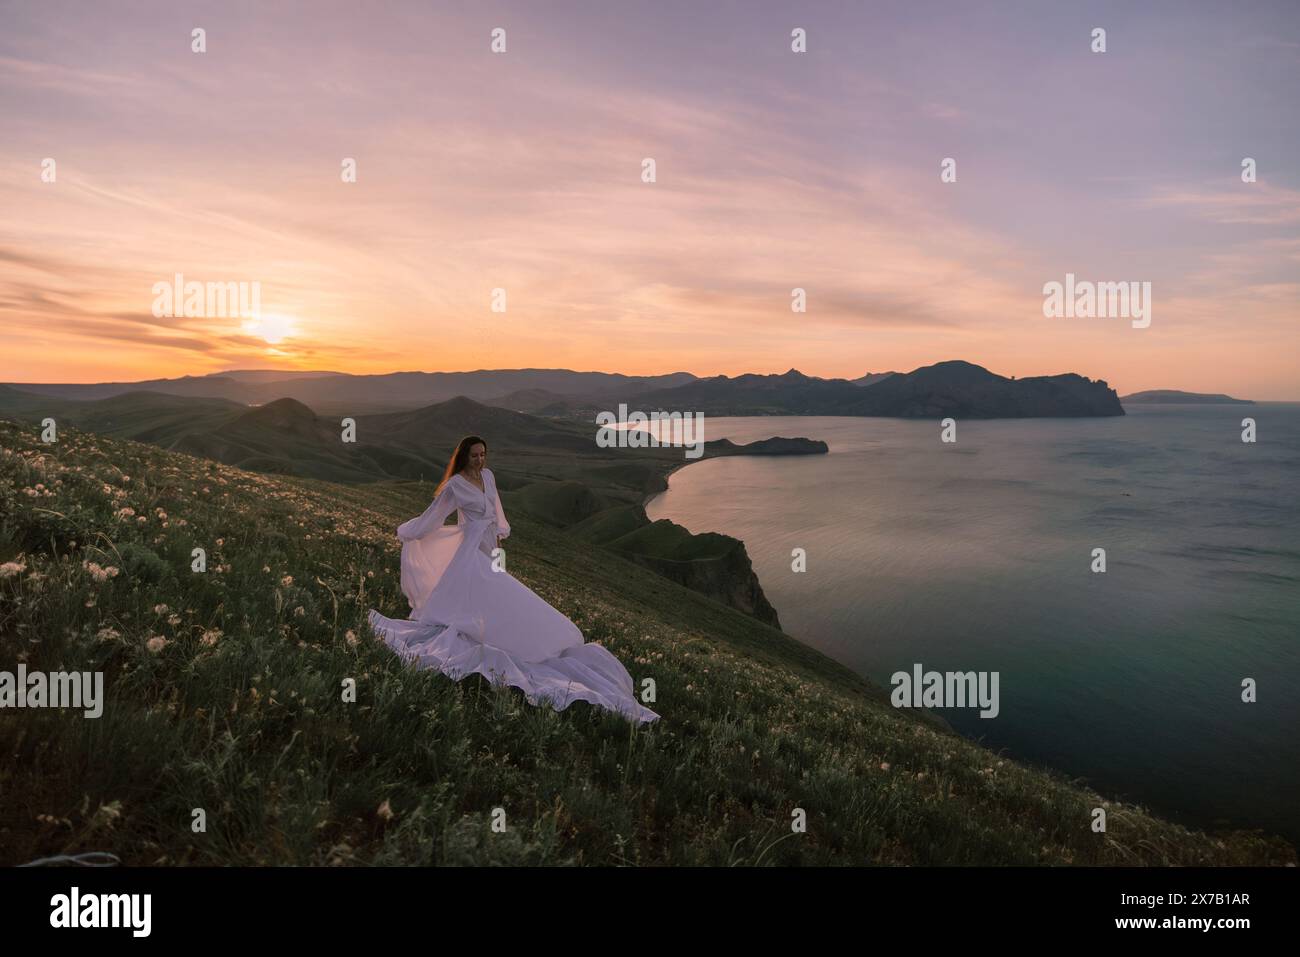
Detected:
[{"left": 2, "top": 0, "right": 1297, "bottom": 397}]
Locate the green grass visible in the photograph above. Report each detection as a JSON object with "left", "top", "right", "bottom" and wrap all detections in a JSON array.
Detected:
[
  {"left": 608, "top": 519, "right": 739, "bottom": 561},
  {"left": 0, "top": 420, "right": 1293, "bottom": 865},
  {"left": 505, "top": 480, "right": 618, "bottom": 528}
]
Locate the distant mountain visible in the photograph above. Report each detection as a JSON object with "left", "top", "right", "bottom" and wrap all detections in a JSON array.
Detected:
[
  {"left": 628, "top": 368, "right": 862, "bottom": 416},
  {"left": 624, "top": 361, "right": 1123, "bottom": 418},
  {"left": 1121, "top": 390, "right": 1254, "bottom": 405},
  {"left": 846, "top": 361, "right": 1124, "bottom": 418},
  {"left": 213, "top": 369, "right": 347, "bottom": 383},
  {"left": 4, "top": 360, "right": 1125, "bottom": 419},
  {"left": 5, "top": 369, "right": 698, "bottom": 413},
  {"left": 851, "top": 372, "right": 898, "bottom": 387},
  {"left": 481, "top": 388, "right": 593, "bottom": 416}
]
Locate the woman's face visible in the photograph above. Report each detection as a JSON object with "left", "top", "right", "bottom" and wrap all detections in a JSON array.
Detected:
[{"left": 467, "top": 442, "right": 487, "bottom": 471}]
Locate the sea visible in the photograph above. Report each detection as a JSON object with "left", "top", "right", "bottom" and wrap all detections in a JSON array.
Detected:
[{"left": 644, "top": 404, "right": 1300, "bottom": 841}]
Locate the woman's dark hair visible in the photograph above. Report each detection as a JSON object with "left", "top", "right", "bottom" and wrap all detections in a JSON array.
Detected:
[{"left": 436, "top": 435, "right": 486, "bottom": 495}]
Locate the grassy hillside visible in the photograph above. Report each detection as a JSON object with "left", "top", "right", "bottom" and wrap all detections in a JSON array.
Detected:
[{"left": 0, "top": 420, "right": 1293, "bottom": 865}]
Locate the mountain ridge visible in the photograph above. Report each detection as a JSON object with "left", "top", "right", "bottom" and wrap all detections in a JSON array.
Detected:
[{"left": 5, "top": 360, "right": 1124, "bottom": 418}]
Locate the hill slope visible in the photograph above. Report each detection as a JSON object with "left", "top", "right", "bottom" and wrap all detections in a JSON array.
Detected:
[
  {"left": 0, "top": 421, "right": 1290, "bottom": 865},
  {"left": 0, "top": 390, "right": 802, "bottom": 625}
]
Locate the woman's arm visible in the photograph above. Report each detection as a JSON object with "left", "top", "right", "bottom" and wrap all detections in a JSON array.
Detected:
[
  {"left": 396, "top": 480, "right": 458, "bottom": 542},
  {"left": 488, "top": 469, "right": 510, "bottom": 540}
]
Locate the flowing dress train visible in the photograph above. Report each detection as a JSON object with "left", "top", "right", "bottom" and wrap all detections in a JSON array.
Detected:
[{"left": 367, "top": 468, "right": 659, "bottom": 724}]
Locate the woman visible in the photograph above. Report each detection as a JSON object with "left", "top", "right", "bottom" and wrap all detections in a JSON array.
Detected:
[{"left": 368, "top": 435, "right": 660, "bottom": 724}]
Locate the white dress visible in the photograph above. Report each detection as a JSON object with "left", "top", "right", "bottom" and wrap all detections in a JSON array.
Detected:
[{"left": 368, "top": 468, "right": 660, "bottom": 724}]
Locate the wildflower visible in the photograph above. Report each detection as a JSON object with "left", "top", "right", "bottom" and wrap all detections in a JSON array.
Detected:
[
  {"left": 167, "top": 614, "right": 181, "bottom": 626},
  {"left": 114, "top": 507, "right": 136, "bottom": 520},
  {"left": 0, "top": 561, "right": 26, "bottom": 579},
  {"left": 153, "top": 604, "right": 169, "bottom": 615},
  {"left": 81, "top": 561, "right": 114, "bottom": 583},
  {"left": 146, "top": 636, "right": 169, "bottom": 653},
  {"left": 280, "top": 575, "right": 293, "bottom": 586},
  {"left": 377, "top": 799, "right": 394, "bottom": 822},
  {"left": 200, "top": 629, "right": 222, "bottom": 646},
  {"left": 96, "top": 627, "right": 121, "bottom": 642},
  {"left": 880, "top": 762, "right": 891, "bottom": 772},
  {"left": 345, "top": 630, "right": 358, "bottom": 647}
]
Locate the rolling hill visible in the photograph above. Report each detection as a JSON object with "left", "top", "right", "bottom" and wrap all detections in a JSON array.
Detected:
[{"left": 0, "top": 389, "right": 804, "bottom": 625}]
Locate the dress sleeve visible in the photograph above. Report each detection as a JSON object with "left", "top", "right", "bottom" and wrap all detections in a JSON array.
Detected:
[
  {"left": 396, "top": 481, "right": 458, "bottom": 542},
  {"left": 489, "top": 469, "right": 510, "bottom": 540}
]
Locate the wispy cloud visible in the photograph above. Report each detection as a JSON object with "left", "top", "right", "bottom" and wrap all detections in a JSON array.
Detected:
[{"left": 1142, "top": 182, "right": 1300, "bottom": 225}]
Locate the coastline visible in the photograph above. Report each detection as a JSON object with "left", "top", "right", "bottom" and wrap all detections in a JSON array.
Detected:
[{"left": 629, "top": 427, "right": 1300, "bottom": 844}]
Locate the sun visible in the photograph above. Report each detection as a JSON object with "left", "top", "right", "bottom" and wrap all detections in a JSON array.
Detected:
[{"left": 242, "top": 313, "right": 297, "bottom": 345}]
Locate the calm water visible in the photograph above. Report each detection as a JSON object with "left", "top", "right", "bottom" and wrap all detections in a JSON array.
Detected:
[{"left": 645, "top": 405, "right": 1300, "bottom": 841}]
